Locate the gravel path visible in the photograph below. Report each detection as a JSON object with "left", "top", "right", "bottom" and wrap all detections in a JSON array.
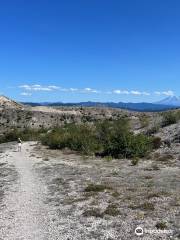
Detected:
[
  {"left": 0, "top": 142, "right": 61, "bottom": 240},
  {"left": 0, "top": 142, "right": 179, "bottom": 240}
]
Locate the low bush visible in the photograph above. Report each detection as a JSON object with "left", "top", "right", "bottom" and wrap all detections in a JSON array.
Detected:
[
  {"left": 161, "top": 111, "right": 179, "bottom": 127},
  {"left": 139, "top": 115, "right": 150, "bottom": 128},
  {"left": 41, "top": 124, "right": 100, "bottom": 155},
  {"left": 84, "top": 183, "right": 112, "bottom": 192},
  {"left": 155, "top": 221, "right": 167, "bottom": 230},
  {"left": 145, "top": 124, "right": 160, "bottom": 135},
  {"left": 104, "top": 204, "right": 120, "bottom": 216},
  {"left": 131, "top": 157, "right": 139, "bottom": 166},
  {"left": 0, "top": 128, "right": 46, "bottom": 143},
  {"left": 41, "top": 119, "right": 154, "bottom": 158},
  {"left": 140, "top": 202, "right": 155, "bottom": 211},
  {"left": 152, "top": 137, "right": 162, "bottom": 149},
  {"left": 83, "top": 208, "right": 103, "bottom": 218},
  {"left": 157, "top": 154, "right": 174, "bottom": 162}
]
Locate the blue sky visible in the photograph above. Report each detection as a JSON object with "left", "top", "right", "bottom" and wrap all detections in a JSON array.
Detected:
[{"left": 0, "top": 0, "right": 180, "bottom": 103}]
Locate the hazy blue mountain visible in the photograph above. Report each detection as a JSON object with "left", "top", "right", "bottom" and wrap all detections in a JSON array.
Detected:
[
  {"left": 155, "top": 96, "right": 180, "bottom": 106},
  {"left": 22, "top": 101, "right": 179, "bottom": 112}
]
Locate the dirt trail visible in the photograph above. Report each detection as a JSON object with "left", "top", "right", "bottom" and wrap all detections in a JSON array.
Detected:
[
  {"left": 0, "top": 142, "right": 61, "bottom": 240},
  {"left": 0, "top": 142, "right": 119, "bottom": 240},
  {"left": 0, "top": 142, "right": 179, "bottom": 240}
]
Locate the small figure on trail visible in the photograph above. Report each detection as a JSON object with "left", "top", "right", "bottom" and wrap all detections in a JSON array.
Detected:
[{"left": 17, "top": 138, "right": 22, "bottom": 152}]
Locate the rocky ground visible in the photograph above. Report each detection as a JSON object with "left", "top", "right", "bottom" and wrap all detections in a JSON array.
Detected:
[
  {"left": 0, "top": 95, "right": 155, "bottom": 134},
  {"left": 0, "top": 141, "right": 179, "bottom": 240}
]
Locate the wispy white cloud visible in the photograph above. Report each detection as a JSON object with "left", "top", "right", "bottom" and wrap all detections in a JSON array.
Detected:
[
  {"left": 113, "top": 90, "right": 151, "bottom": 96},
  {"left": 154, "top": 91, "right": 161, "bottom": 95},
  {"left": 18, "top": 84, "right": 175, "bottom": 97},
  {"left": 82, "top": 88, "right": 101, "bottom": 93},
  {"left": 19, "top": 84, "right": 79, "bottom": 93},
  {"left": 20, "top": 85, "right": 50, "bottom": 91},
  {"left": 154, "top": 90, "right": 174, "bottom": 96},
  {"left": 70, "top": 88, "right": 78, "bottom": 92},
  {"left": 59, "top": 88, "right": 69, "bottom": 92},
  {"left": 21, "top": 92, "right": 32, "bottom": 96},
  {"left": 47, "top": 85, "right": 60, "bottom": 90},
  {"left": 19, "top": 84, "right": 60, "bottom": 92},
  {"left": 142, "top": 92, "right": 151, "bottom": 96},
  {"left": 34, "top": 87, "right": 52, "bottom": 91},
  {"left": 130, "top": 90, "right": 142, "bottom": 95},
  {"left": 162, "top": 90, "right": 174, "bottom": 96},
  {"left": 32, "top": 84, "right": 41, "bottom": 87},
  {"left": 113, "top": 90, "right": 130, "bottom": 94},
  {"left": 84, "top": 88, "right": 92, "bottom": 91},
  {"left": 19, "top": 85, "right": 32, "bottom": 90}
]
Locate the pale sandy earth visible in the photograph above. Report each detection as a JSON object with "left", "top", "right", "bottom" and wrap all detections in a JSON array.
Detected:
[
  {"left": 31, "top": 106, "right": 81, "bottom": 115},
  {"left": 0, "top": 142, "right": 179, "bottom": 240},
  {"left": 0, "top": 143, "right": 64, "bottom": 240}
]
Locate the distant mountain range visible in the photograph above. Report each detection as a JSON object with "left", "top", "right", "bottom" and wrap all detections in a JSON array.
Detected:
[
  {"left": 155, "top": 96, "right": 180, "bottom": 106},
  {"left": 22, "top": 96, "right": 180, "bottom": 112}
]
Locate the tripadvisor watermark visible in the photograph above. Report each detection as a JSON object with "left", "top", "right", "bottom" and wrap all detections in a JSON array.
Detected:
[{"left": 135, "top": 226, "right": 173, "bottom": 237}]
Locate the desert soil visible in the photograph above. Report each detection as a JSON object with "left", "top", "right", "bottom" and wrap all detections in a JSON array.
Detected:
[{"left": 0, "top": 142, "right": 179, "bottom": 240}]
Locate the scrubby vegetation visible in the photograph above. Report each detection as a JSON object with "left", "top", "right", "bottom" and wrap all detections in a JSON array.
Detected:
[
  {"left": 155, "top": 221, "right": 167, "bottom": 230},
  {"left": 41, "top": 119, "right": 156, "bottom": 158},
  {"left": 152, "top": 137, "right": 162, "bottom": 149},
  {"left": 145, "top": 124, "right": 160, "bottom": 135},
  {"left": 82, "top": 204, "right": 120, "bottom": 218},
  {"left": 161, "top": 110, "right": 180, "bottom": 127},
  {"left": 139, "top": 114, "right": 150, "bottom": 128},
  {"left": 131, "top": 157, "right": 139, "bottom": 166},
  {"left": 41, "top": 124, "right": 99, "bottom": 155},
  {"left": 84, "top": 183, "right": 112, "bottom": 192},
  {"left": 0, "top": 128, "right": 46, "bottom": 143},
  {"left": 0, "top": 115, "right": 168, "bottom": 159}
]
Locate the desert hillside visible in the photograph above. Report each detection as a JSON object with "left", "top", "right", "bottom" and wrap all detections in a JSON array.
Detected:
[
  {"left": 0, "top": 96, "right": 24, "bottom": 109},
  {"left": 0, "top": 96, "right": 180, "bottom": 239},
  {"left": 0, "top": 96, "right": 151, "bottom": 134}
]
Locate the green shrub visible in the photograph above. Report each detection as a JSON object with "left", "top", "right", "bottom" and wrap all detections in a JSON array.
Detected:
[
  {"left": 139, "top": 115, "right": 150, "bottom": 128},
  {"left": 41, "top": 128, "right": 68, "bottom": 149},
  {"left": 0, "top": 128, "right": 46, "bottom": 143},
  {"left": 146, "top": 124, "right": 160, "bottom": 135},
  {"left": 41, "top": 120, "right": 153, "bottom": 158},
  {"left": 176, "top": 110, "right": 180, "bottom": 121},
  {"left": 131, "top": 157, "right": 139, "bottom": 166},
  {"left": 155, "top": 221, "right": 167, "bottom": 230},
  {"left": 83, "top": 208, "right": 103, "bottom": 218},
  {"left": 97, "top": 119, "right": 152, "bottom": 158},
  {"left": 104, "top": 204, "right": 120, "bottom": 216},
  {"left": 161, "top": 112, "right": 178, "bottom": 127},
  {"left": 84, "top": 183, "right": 111, "bottom": 192},
  {"left": 157, "top": 154, "right": 174, "bottom": 162},
  {"left": 41, "top": 124, "right": 100, "bottom": 155},
  {"left": 152, "top": 137, "right": 162, "bottom": 149},
  {"left": 140, "top": 202, "right": 155, "bottom": 211},
  {"left": 67, "top": 124, "right": 99, "bottom": 154}
]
